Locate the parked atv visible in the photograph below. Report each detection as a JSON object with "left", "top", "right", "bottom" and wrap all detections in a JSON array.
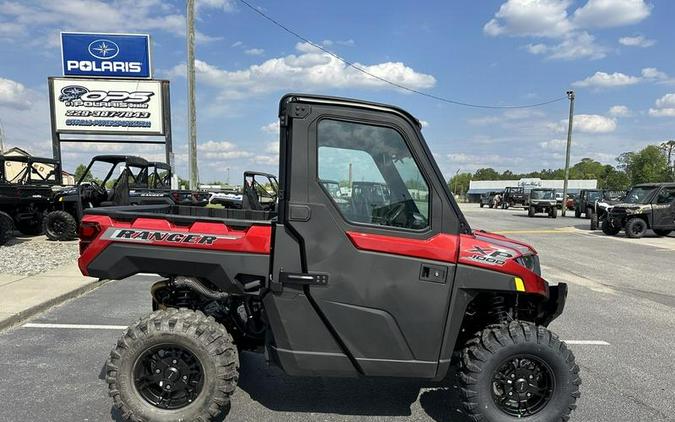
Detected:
[
  {"left": 0, "top": 155, "right": 61, "bottom": 244},
  {"left": 501, "top": 186, "right": 526, "bottom": 209},
  {"left": 603, "top": 183, "right": 675, "bottom": 238},
  {"left": 575, "top": 189, "right": 602, "bottom": 219},
  {"left": 527, "top": 188, "right": 558, "bottom": 218},
  {"left": 44, "top": 155, "right": 152, "bottom": 241},
  {"left": 78, "top": 94, "right": 580, "bottom": 422},
  {"left": 210, "top": 171, "right": 278, "bottom": 212},
  {"left": 590, "top": 190, "right": 625, "bottom": 230}
]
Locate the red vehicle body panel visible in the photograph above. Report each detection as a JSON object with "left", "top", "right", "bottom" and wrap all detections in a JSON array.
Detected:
[{"left": 79, "top": 214, "right": 546, "bottom": 296}]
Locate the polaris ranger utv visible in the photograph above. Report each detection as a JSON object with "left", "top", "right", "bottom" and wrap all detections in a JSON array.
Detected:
[
  {"left": 0, "top": 155, "right": 61, "bottom": 244},
  {"left": 602, "top": 183, "right": 675, "bottom": 238},
  {"left": 78, "top": 94, "right": 580, "bottom": 422},
  {"left": 210, "top": 171, "right": 278, "bottom": 212},
  {"left": 527, "top": 188, "right": 558, "bottom": 218}
]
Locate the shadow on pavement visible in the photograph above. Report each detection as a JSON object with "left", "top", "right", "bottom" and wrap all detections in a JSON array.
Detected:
[{"left": 238, "top": 352, "right": 471, "bottom": 421}]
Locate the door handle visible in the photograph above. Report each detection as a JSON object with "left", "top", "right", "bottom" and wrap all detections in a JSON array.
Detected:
[{"left": 419, "top": 264, "right": 447, "bottom": 283}]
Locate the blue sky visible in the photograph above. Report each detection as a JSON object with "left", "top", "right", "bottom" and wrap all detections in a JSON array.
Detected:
[{"left": 0, "top": 0, "right": 674, "bottom": 182}]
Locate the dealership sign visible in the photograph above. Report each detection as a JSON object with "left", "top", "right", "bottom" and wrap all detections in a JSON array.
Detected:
[
  {"left": 50, "top": 78, "right": 164, "bottom": 135},
  {"left": 61, "top": 32, "right": 151, "bottom": 78}
]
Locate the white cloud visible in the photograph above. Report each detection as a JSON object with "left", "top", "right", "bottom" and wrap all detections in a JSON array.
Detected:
[
  {"left": 419, "top": 120, "right": 429, "bottom": 128},
  {"left": 198, "top": 140, "right": 254, "bottom": 159},
  {"left": 572, "top": 71, "right": 641, "bottom": 88},
  {"left": 261, "top": 121, "right": 280, "bottom": 135},
  {"left": 572, "top": 67, "right": 670, "bottom": 88},
  {"left": 539, "top": 138, "right": 571, "bottom": 150},
  {"left": 0, "top": 0, "right": 227, "bottom": 45},
  {"left": 649, "top": 93, "right": 675, "bottom": 117},
  {"left": 619, "top": 34, "right": 655, "bottom": 47},
  {"left": 244, "top": 48, "right": 265, "bottom": 56},
  {"left": 608, "top": 105, "right": 631, "bottom": 117},
  {"left": 484, "top": 0, "right": 652, "bottom": 61},
  {"left": 0, "top": 77, "right": 32, "bottom": 109},
  {"left": 168, "top": 42, "right": 436, "bottom": 99},
  {"left": 525, "top": 31, "right": 607, "bottom": 60},
  {"left": 548, "top": 114, "right": 617, "bottom": 133},
  {"left": 483, "top": 0, "right": 574, "bottom": 38},
  {"left": 573, "top": 0, "right": 652, "bottom": 29},
  {"left": 641, "top": 67, "right": 667, "bottom": 80},
  {"left": 196, "top": 0, "right": 235, "bottom": 12}
]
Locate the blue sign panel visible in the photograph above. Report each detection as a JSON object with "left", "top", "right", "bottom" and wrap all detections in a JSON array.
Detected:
[{"left": 61, "top": 32, "right": 151, "bottom": 78}]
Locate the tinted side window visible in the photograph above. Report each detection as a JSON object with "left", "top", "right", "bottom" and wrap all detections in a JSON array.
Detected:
[
  {"left": 317, "top": 119, "right": 430, "bottom": 230},
  {"left": 656, "top": 188, "right": 675, "bottom": 204}
]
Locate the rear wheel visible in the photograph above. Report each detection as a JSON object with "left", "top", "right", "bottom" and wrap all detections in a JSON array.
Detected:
[
  {"left": 107, "top": 309, "right": 239, "bottom": 422},
  {"left": 0, "top": 211, "right": 13, "bottom": 245},
  {"left": 460, "top": 321, "right": 581, "bottom": 422},
  {"left": 601, "top": 219, "right": 621, "bottom": 236},
  {"left": 528, "top": 206, "right": 535, "bottom": 217},
  {"left": 585, "top": 207, "right": 593, "bottom": 219},
  {"left": 625, "top": 218, "right": 647, "bottom": 239},
  {"left": 574, "top": 208, "right": 581, "bottom": 218},
  {"left": 653, "top": 229, "right": 672, "bottom": 237},
  {"left": 549, "top": 207, "right": 558, "bottom": 219},
  {"left": 480, "top": 203, "right": 484, "bottom": 208},
  {"left": 43, "top": 210, "right": 77, "bottom": 241}
]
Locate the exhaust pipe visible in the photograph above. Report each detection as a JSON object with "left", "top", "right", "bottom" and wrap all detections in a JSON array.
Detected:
[{"left": 170, "top": 276, "right": 230, "bottom": 300}]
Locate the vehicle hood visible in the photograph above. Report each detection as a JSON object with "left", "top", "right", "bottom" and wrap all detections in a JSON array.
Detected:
[
  {"left": 610, "top": 203, "right": 651, "bottom": 213},
  {"left": 472, "top": 230, "right": 536, "bottom": 256}
]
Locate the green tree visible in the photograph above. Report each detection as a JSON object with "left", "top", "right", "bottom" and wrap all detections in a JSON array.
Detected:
[
  {"left": 74, "top": 164, "right": 94, "bottom": 183},
  {"left": 473, "top": 168, "right": 501, "bottom": 181},
  {"left": 448, "top": 173, "right": 471, "bottom": 196},
  {"left": 628, "top": 145, "right": 670, "bottom": 184},
  {"left": 569, "top": 158, "right": 605, "bottom": 180},
  {"left": 599, "top": 165, "right": 630, "bottom": 190}
]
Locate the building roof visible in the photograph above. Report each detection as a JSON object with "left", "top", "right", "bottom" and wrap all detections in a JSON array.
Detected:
[{"left": 468, "top": 178, "right": 597, "bottom": 194}]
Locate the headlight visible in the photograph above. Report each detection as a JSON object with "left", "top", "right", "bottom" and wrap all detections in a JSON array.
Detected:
[{"left": 516, "top": 254, "right": 541, "bottom": 275}]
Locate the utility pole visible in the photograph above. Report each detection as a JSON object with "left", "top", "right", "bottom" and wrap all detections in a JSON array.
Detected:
[
  {"left": 561, "top": 90, "right": 575, "bottom": 217},
  {"left": 0, "top": 119, "right": 5, "bottom": 154},
  {"left": 186, "top": 0, "right": 199, "bottom": 190}
]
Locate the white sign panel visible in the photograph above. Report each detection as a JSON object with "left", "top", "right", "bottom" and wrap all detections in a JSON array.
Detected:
[{"left": 51, "top": 78, "right": 164, "bottom": 135}]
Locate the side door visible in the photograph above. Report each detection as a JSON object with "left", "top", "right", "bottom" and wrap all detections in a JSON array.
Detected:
[
  {"left": 271, "top": 97, "right": 463, "bottom": 378},
  {"left": 652, "top": 187, "right": 675, "bottom": 228}
]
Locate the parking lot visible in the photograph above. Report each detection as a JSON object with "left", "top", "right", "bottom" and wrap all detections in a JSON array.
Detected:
[{"left": 0, "top": 203, "right": 673, "bottom": 422}]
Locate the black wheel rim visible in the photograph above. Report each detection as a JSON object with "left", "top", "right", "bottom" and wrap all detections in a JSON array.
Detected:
[
  {"left": 133, "top": 344, "right": 205, "bottom": 410},
  {"left": 52, "top": 219, "right": 66, "bottom": 235},
  {"left": 491, "top": 355, "right": 555, "bottom": 417},
  {"left": 630, "top": 221, "right": 644, "bottom": 235}
]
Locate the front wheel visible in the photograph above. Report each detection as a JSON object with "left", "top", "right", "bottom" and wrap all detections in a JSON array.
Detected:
[
  {"left": 43, "top": 211, "right": 77, "bottom": 241},
  {"left": 625, "top": 218, "right": 647, "bottom": 239},
  {"left": 528, "top": 206, "right": 535, "bottom": 217},
  {"left": 107, "top": 309, "right": 239, "bottom": 422},
  {"left": 590, "top": 213, "right": 599, "bottom": 230},
  {"left": 549, "top": 207, "right": 558, "bottom": 218},
  {"left": 480, "top": 203, "right": 484, "bottom": 208},
  {"left": 460, "top": 321, "right": 581, "bottom": 422}
]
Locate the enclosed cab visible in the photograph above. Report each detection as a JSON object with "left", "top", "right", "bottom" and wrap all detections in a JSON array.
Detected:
[
  {"left": 575, "top": 189, "right": 602, "bottom": 218},
  {"left": 527, "top": 188, "right": 558, "bottom": 218},
  {"left": 603, "top": 183, "right": 675, "bottom": 238},
  {"left": 78, "top": 94, "right": 580, "bottom": 422},
  {"left": 590, "top": 190, "right": 626, "bottom": 230}
]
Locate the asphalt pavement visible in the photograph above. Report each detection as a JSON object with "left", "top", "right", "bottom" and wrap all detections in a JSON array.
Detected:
[{"left": 0, "top": 203, "right": 673, "bottom": 422}]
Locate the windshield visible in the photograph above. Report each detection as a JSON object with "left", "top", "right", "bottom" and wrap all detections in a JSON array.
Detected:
[
  {"left": 587, "top": 191, "right": 601, "bottom": 201},
  {"left": 623, "top": 186, "right": 658, "bottom": 204},
  {"left": 531, "top": 190, "right": 554, "bottom": 199}
]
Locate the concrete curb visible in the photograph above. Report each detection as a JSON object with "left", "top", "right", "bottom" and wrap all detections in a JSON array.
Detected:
[{"left": 0, "top": 279, "right": 109, "bottom": 332}]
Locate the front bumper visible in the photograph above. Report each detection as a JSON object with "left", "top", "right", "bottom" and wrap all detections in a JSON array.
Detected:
[{"left": 539, "top": 283, "right": 567, "bottom": 327}]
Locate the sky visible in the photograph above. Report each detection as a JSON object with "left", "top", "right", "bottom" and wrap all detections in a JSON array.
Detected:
[{"left": 0, "top": 0, "right": 674, "bottom": 183}]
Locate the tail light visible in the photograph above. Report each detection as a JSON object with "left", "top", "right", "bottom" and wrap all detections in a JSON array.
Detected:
[{"left": 78, "top": 221, "right": 101, "bottom": 254}]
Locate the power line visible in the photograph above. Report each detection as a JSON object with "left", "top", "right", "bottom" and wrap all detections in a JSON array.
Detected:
[{"left": 236, "top": 0, "right": 567, "bottom": 109}]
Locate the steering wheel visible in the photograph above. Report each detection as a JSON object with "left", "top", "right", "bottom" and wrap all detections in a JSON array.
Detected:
[{"left": 382, "top": 202, "right": 406, "bottom": 226}]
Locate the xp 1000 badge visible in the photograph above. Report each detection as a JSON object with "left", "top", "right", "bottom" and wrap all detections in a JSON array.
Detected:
[
  {"left": 466, "top": 246, "right": 514, "bottom": 266},
  {"left": 50, "top": 78, "right": 164, "bottom": 135}
]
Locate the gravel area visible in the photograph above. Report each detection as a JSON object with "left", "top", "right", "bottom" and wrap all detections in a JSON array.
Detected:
[{"left": 0, "top": 235, "right": 79, "bottom": 276}]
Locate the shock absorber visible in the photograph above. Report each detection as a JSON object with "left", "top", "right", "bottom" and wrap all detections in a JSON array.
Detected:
[{"left": 487, "top": 295, "right": 509, "bottom": 323}]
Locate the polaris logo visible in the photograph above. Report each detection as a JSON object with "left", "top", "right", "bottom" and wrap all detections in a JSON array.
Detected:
[
  {"left": 102, "top": 228, "right": 238, "bottom": 245},
  {"left": 66, "top": 61, "right": 142, "bottom": 74}
]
